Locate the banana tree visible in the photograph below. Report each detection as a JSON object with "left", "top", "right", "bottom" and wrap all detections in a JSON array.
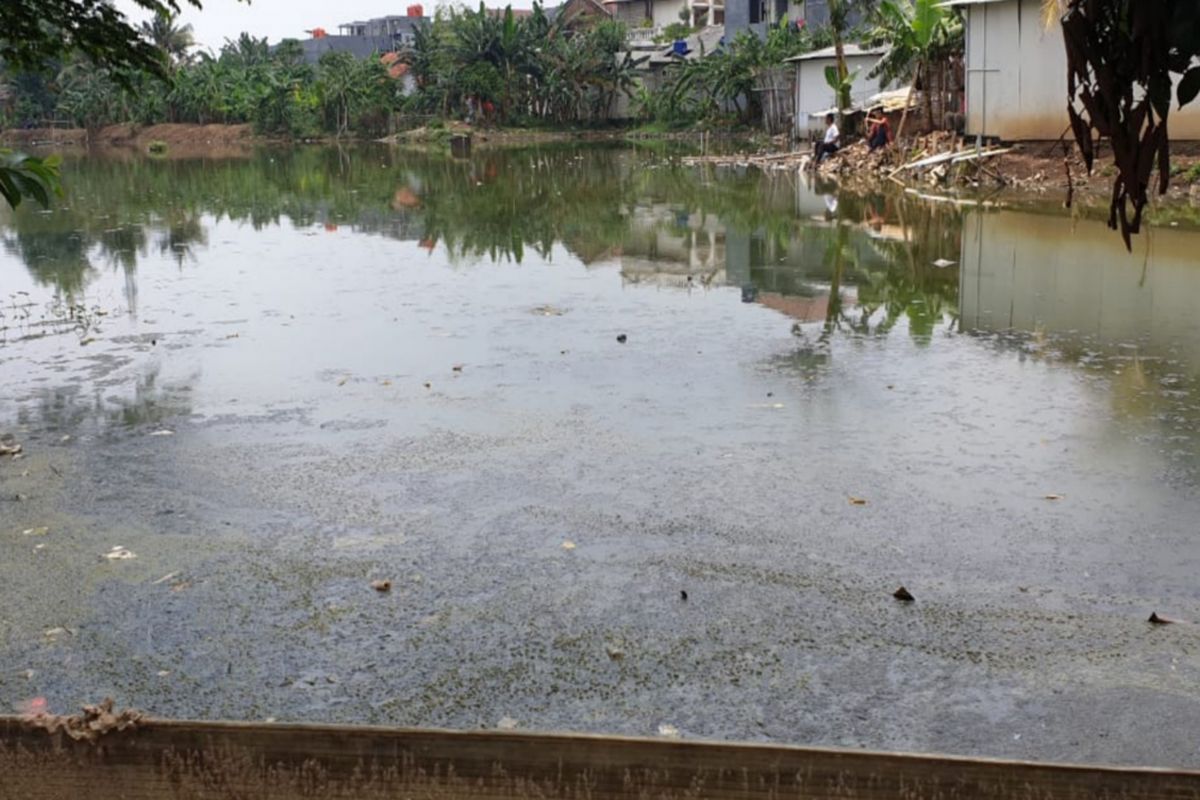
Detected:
[{"left": 866, "top": 0, "right": 961, "bottom": 140}]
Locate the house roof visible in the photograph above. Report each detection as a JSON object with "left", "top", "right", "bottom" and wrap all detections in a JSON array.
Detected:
[{"left": 785, "top": 44, "right": 887, "bottom": 62}]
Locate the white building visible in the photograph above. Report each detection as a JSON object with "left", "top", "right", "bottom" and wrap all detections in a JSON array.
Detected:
[
  {"left": 787, "top": 45, "right": 887, "bottom": 140},
  {"left": 950, "top": 0, "right": 1200, "bottom": 140}
]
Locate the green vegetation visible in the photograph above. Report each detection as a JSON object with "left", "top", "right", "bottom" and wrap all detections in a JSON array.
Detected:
[{"left": 405, "top": 4, "right": 642, "bottom": 126}]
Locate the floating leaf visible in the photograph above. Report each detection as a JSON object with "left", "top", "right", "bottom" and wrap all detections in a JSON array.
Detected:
[{"left": 893, "top": 586, "right": 915, "bottom": 602}]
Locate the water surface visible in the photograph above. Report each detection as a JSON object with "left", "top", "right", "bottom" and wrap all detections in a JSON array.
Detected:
[{"left": 2, "top": 145, "right": 1199, "bottom": 767}]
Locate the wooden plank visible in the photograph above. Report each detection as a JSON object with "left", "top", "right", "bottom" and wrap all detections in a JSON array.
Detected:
[{"left": 3, "top": 716, "right": 1200, "bottom": 799}]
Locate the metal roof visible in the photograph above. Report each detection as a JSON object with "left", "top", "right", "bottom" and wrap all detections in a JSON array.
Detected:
[{"left": 785, "top": 44, "right": 887, "bottom": 63}]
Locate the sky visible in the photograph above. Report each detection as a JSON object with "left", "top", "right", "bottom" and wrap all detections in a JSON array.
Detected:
[{"left": 114, "top": 0, "right": 535, "bottom": 52}]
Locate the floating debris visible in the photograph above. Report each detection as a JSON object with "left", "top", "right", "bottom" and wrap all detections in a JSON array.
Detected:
[
  {"left": 532, "top": 305, "right": 565, "bottom": 317},
  {"left": 0, "top": 442, "right": 22, "bottom": 457},
  {"left": 561, "top": 540, "right": 576, "bottom": 551},
  {"left": 1149, "top": 612, "right": 1177, "bottom": 625},
  {"left": 497, "top": 716, "right": 520, "bottom": 730},
  {"left": 22, "top": 698, "right": 142, "bottom": 742},
  {"left": 22, "top": 527, "right": 49, "bottom": 536},
  {"left": 148, "top": 429, "right": 175, "bottom": 437},
  {"left": 657, "top": 724, "right": 681, "bottom": 739},
  {"left": 151, "top": 572, "right": 180, "bottom": 586},
  {"left": 452, "top": 364, "right": 464, "bottom": 373},
  {"left": 103, "top": 546, "right": 137, "bottom": 561},
  {"left": 893, "top": 586, "right": 915, "bottom": 602},
  {"left": 605, "top": 644, "right": 625, "bottom": 662},
  {"left": 848, "top": 497, "right": 869, "bottom": 506},
  {"left": 680, "top": 590, "right": 688, "bottom": 602},
  {"left": 616, "top": 334, "right": 627, "bottom": 344},
  {"left": 932, "top": 259, "right": 957, "bottom": 269},
  {"left": 370, "top": 579, "right": 392, "bottom": 593},
  {"left": 1044, "top": 494, "right": 1064, "bottom": 501}
]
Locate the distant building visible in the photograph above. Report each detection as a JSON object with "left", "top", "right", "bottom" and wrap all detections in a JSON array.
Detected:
[
  {"left": 725, "top": 0, "right": 871, "bottom": 41},
  {"left": 293, "top": 8, "right": 427, "bottom": 65}
]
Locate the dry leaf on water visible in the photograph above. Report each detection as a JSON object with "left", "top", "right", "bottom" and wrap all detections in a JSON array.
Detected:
[
  {"left": 370, "top": 579, "right": 392, "bottom": 593},
  {"left": 893, "top": 586, "right": 915, "bottom": 602}
]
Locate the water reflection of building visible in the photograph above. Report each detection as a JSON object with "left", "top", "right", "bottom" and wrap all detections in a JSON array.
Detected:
[
  {"left": 960, "top": 210, "right": 1200, "bottom": 374},
  {"left": 616, "top": 203, "right": 726, "bottom": 287}
]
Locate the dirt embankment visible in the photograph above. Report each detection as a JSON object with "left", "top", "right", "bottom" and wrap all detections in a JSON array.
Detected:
[
  {"left": 685, "top": 133, "right": 1200, "bottom": 204},
  {"left": 0, "top": 123, "right": 258, "bottom": 156}
]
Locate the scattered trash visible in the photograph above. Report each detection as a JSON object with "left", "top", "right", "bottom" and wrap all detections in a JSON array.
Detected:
[
  {"left": 44, "top": 627, "right": 72, "bottom": 639},
  {"left": 381, "top": 380, "right": 392, "bottom": 387},
  {"left": 932, "top": 259, "right": 957, "bottom": 269},
  {"left": 103, "top": 546, "right": 137, "bottom": 561},
  {"left": 22, "top": 697, "right": 142, "bottom": 742},
  {"left": 22, "top": 527, "right": 49, "bottom": 536},
  {"left": 15, "top": 697, "right": 47, "bottom": 716},
  {"left": 0, "top": 442, "right": 22, "bottom": 457},
  {"left": 1044, "top": 494, "right": 1064, "bottom": 501},
  {"left": 23, "top": 669, "right": 35, "bottom": 680},
  {"left": 151, "top": 572, "right": 180, "bottom": 585},
  {"left": 222, "top": 333, "right": 240, "bottom": 340},
  {"left": 337, "top": 376, "right": 349, "bottom": 387},
  {"left": 680, "top": 590, "right": 688, "bottom": 601},
  {"left": 33, "top": 543, "right": 46, "bottom": 551},
  {"left": 452, "top": 364, "right": 464, "bottom": 373},
  {"left": 748, "top": 403, "right": 785, "bottom": 409},
  {"left": 605, "top": 644, "right": 625, "bottom": 662},
  {"left": 497, "top": 716, "right": 520, "bottom": 730},
  {"left": 616, "top": 334, "right": 627, "bottom": 344},
  {"left": 60, "top": 435, "right": 71, "bottom": 444},
  {"left": 561, "top": 540, "right": 576, "bottom": 551},
  {"left": 148, "top": 429, "right": 174, "bottom": 437},
  {"left": 532, "top": 305, "right": 565, "bottom": 317},
  {"left": 893, "top": 586, "right": 915, "bottom": 602},
  {"left": 370, "top": 579, "right": 392, "bottom": 593},
  {"left": 887, "top": 385, "right": 895, "bottom": 390},
  {"left": 157, "top": 670, "right": 171, "bottom": 677},
  {"left": 657, "top": 723, "right": 680, "bottom": 739},
  {"left": 423, "top": 382, "right": 432, "bottom": 389},
  {"left": 1149, "top": 612, "right": 1177, "bottom": 625},
  {"left": 848, "top": 497, "right": 869, "bottom": 506},
  {"left": 79, "top": 337, "right": 96, "bottom": 346}
]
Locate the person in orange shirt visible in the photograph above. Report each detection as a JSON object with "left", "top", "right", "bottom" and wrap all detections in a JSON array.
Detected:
[{"left": 866, "top": 106, "right": 892, "bottom": 152}]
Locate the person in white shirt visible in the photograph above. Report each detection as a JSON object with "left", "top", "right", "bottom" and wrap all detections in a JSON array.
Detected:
[{"left": 817, "top": 113, "right": 840, "bottom": 162}]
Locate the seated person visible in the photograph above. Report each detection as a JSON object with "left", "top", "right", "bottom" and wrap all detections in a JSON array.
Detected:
[
  {"left": 816, "top": 113, "right": 840, "bottom": 162},
  {"left": 866, "top": 106, "right": 892, "bottom": 151}
]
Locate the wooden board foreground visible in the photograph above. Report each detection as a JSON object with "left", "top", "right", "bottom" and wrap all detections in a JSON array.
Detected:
[{"left": 3, "top": 716, "right": 1200, "bottom": 799}]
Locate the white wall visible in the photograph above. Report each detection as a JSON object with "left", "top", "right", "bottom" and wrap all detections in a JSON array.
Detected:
[
  {"left": 652, "top": 0, "right": 689, "bottom": 29},
  {"left": 792, "top": 54, "right": 884, "bottom": 139},
  {"left": 966, "top": 0, "right": 1200, "bottom": 140}
]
